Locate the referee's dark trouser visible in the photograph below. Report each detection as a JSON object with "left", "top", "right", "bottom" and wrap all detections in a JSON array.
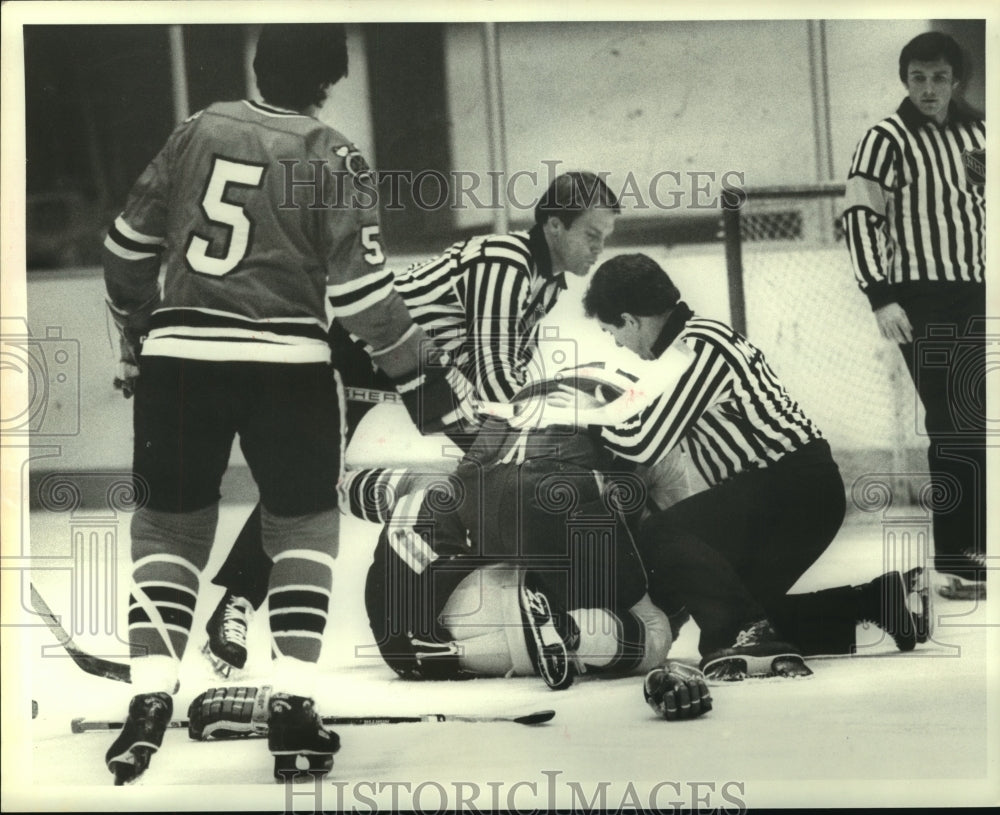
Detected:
[
  {"left": 897, "top": 282, "right": 986, "bottom": 582},
  {"left": 640, "top": 439, "right": 852, "bottom": 657}
]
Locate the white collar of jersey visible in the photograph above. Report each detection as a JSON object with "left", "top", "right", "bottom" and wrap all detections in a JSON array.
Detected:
[{"left": 245, "top": 99, "right": 308, "bottom": 118}]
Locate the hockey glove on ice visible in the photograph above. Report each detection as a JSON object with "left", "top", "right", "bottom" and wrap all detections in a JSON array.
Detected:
[
  {"left": 188, "top": 685, "right": 271, "bottom": 740},
  {"left": 644, "top": 662, "right": 713, "bottom": 721}
]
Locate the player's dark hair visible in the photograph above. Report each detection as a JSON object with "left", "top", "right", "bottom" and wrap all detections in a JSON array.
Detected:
[
  {"left": 254, "top": 24, "right": 349, "bottom": 111},
  {"left": 898, "top": 32, "right": 964, "bottom": 82},
  {"left": 583, "top": 254, "right": 681, "bottom": 327},
  {"left": 534, "top": 172, "right": 622, "bottom": 228}
]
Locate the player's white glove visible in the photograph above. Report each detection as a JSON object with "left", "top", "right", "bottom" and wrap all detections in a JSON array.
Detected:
[
  {"left": 187, "top": 685, "right": 271, "bottom": 740},
  {"left": 643, "top": 662, "right": 713, "bottom": 721},
  {"left": 107, "top": 292, "right": 159, "bottom": 398}
]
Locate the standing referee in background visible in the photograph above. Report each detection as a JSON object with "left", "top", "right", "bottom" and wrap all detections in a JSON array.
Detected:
[{"left": 842, "top": 31, "right": 986, "bottom": 600}]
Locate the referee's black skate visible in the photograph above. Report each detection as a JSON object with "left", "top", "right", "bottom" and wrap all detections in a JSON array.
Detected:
[
  {"left": 268, "top": 693, "right": 340, "bottom": 781},
  {"left": 700, "top": 619, "right": 812, "bottom": 681},
  {"left": 519, "top": 583, "right": 580, "bottom": 691},
  {"left": 105, "top": 692, "right": 173, "bottom": 785},
  {"left": 202, "top": 592, "right": 253, "bottom": 678}
]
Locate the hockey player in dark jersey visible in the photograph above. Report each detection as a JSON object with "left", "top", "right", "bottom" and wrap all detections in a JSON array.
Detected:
[
  {"left": 200, "top": 172, "right": 622, "bottom": 678},
  {"left": 101, "top": 25, "right": 465, "bottom": 783},
  {"left": 342, "top": 364, "right": 712, "bottom": 718},
  {"left": 176, "top": 366, "right": 709, "bottom": 739}
]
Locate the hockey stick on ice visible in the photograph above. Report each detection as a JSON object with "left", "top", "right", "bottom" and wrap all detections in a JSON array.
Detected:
[
  {"left": 71, "top": 709, "right": 555, "bottom": 733},
  {"left": 29, "top": 588, "right": 555, "bottom": 720},
  {"left": 29, "top": 585, "right": 131, "bottom": 683}
]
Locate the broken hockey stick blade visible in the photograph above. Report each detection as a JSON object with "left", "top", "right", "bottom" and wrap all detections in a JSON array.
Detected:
[
  {"left": 72, "top": 710, "right": 555, "bottom": 734},
  {"left": 29, "top": 585, "right": 131, "bottom": 683}
]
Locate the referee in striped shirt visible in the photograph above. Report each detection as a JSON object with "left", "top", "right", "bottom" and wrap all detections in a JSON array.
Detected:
[
  {"left": 581, "top": 253, "right": 847, "bottom": 679},
  {"left": 201, "top": 172, "right": 621, "bottom": 676},
  {"left": 842, "top": 31, "right": 986, "bottom": 600},
  {"left": 333, "top": 170, "right": 622, "bottom": 439}
]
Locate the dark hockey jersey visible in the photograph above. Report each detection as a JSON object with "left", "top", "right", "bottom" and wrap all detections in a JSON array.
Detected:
[{"left": 104, "top": 100, "right": 409, "bottom": 365}]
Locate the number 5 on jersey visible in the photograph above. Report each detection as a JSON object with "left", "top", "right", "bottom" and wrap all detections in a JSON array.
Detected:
[
  {"left": 361, "top": 225, "right": 385, "bottom": 266},
  {"left": 186, "top": 158, "right": 266, "bottom": 276}
]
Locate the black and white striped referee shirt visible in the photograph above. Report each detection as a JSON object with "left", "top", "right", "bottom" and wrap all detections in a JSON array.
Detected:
[
  {"left": 842, "top": 97, "right": 986, "bottom": 310},
  {"left": 386, "top": 224, "right": 565, "bottom": 404},
  {"left": 598, "top": 303, "right": 823, "bottom": 487}
]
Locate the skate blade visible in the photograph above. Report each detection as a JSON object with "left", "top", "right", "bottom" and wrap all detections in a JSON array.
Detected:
[
  {"left": 770, "top": 655, "right": 813, "bottom": 678},
  {"left": 911, "top": 589, "right": 931, "bottom": 645},
  {"left": 109, "top": 746, "right": 154, "bottom": 786},
  {"left": 200, "top": 640, "right": 239, "bottom": 680},
  {"left": 273, "top": 752, "right": 334, "bottom": 782},
  {"left": 936, "top": 579, "right": 986, "bottom": 601},
  {"left": 704, "top": 653, "right": 811, "bottom": 681},
  {"left": 901, "top": 568, "right": 932, "bottom": 644},
  {"left": 540, "top": 645, "right": 575, "bottom": 691}
]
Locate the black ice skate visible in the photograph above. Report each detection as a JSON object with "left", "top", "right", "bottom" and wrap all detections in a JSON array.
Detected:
[
  {"left": 201, "top": 592, "right": 253, "bottom": 679},
  {"left": 856, "top": 567, "right": 929, "bottom": 651},
  {"left": 700, "top": 619, "right": 812, "bottom": 681},
  {"left": 519, "top": 583, "right": 580, "bottom": 691},
  {"left": 105, "top": 692, "right": 173, "bottom": 785},
  {"left": 268, "top": 693, "right": 340, "bottom": 781}
]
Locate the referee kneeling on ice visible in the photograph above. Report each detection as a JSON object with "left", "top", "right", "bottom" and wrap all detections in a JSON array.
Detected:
[{"left": 577, "top": 253, "right": 847, "bottom": 681}]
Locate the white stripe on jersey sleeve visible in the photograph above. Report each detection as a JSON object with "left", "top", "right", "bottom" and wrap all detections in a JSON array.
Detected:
[
  {"left": 103, "top": 233, "right": 160, "bottom": 261},
  {"left": 113, "top": 215, "right": 165, "bottom": 246},
  {"left": 387, "top": 490, "right": 439, "bottom": 575},
  {"left": 329, "top": 283, "right": 398, "bottom": 318},
  {"left": 327, "top": 271, "right": 397, "bottom": 318}
]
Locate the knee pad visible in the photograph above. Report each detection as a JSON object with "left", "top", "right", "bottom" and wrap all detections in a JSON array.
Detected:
[
  {"left": 259, "top": 506, "right": 340, "bottom": 560},
  {"left": 130, "top": 504, "right": 218, "bottom": 572},
  {"left": 628, "top": 593, "right": 673, "bottom": 672}
]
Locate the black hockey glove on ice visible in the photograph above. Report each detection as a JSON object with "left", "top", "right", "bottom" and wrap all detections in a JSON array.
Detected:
[{"left": 643, "top": 663, "right": 713, "bottom": 721}]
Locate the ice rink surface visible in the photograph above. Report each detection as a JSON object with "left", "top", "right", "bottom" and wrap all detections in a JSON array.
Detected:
[
  {"left": 9, "top": 489, "right": 998, "bottom": 812},
  {"left": 6, "top": 259, "right": 995, "bottom": 811}
]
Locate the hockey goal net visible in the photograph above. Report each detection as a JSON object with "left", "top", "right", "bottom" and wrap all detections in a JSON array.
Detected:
[{"left": 721, "top": 184, "right": 926, "bottom": 506}]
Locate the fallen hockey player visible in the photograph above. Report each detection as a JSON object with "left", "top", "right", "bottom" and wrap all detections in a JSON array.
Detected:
[{"left": 202, "top": 360, "right": 930, "bottom": 706}]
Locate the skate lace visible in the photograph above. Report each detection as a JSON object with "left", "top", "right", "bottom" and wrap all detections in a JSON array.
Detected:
[
  {"left": 733, "top": 620, "right": 769, "bottom": 649},
  {"left": 222, "top": 598, "right": 250, "bottom": 646}
]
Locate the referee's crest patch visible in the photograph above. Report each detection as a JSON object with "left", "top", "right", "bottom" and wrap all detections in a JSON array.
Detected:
[{"left": 962, "top": 148, "right": 984, "bottom": 186}]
